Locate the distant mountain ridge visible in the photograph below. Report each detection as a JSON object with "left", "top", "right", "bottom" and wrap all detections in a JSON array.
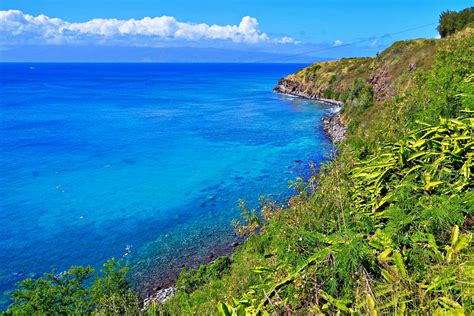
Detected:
[{"left": 0, "top": 45, "right": 325, "bottom": 63}]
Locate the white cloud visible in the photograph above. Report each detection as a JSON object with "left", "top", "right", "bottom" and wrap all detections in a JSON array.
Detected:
[
  {"left": 333, "top": 39, "right": 343, "bottom": 46},
  {"left": 274, "top": 36, "right": 299, "bottom": 44},
  {"left": 0, "top": 10, "right": 296, "bottom": 46}
]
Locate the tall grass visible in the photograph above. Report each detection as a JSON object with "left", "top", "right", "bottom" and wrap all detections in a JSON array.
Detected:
[{"left": 161, "top": 28, "right": 473, "bottom": 315}]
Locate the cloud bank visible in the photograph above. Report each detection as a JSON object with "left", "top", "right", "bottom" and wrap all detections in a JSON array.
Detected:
[{"left": 0, "top": 10, "right": 297, "bottom": 47}]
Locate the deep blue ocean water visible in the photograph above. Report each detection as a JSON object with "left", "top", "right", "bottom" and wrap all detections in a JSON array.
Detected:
[{"left": 0, "top": 63, "right": 332, "bottom": 307}]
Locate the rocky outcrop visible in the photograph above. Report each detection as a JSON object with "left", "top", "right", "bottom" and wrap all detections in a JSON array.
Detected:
[
  {"left": 143, "top": 287, "right": 176, "bottom": 309},
  {"left": 366, "top": 67, "right": 397, "bottom": 102},
  {"left": 274, "top": 78, "right": 346, "bottom": 143},
  {"left": 322, "top": 111, "right": 347, "bottom": 143},
  {"left": 273, "top": 78, "right": 343, "bottom": 107}
]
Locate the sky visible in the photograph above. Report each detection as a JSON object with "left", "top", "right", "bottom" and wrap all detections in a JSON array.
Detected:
[{"left": 0, "top": 0, "right": 472, "bottom": 62}]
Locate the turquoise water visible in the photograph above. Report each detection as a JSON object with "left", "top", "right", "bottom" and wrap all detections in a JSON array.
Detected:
[{"left": 0, "top": 63, "right": 332, "bottom": 305}]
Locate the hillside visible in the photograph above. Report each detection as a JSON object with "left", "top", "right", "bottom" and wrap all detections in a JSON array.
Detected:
[
  {"left": 4, "top": 17, "right": 473, "bottom": 316},
  {"left": 274, "top": 38, "right": 437, "bottom": 103},
  {"left": 160, "top": 27, "right": 474, "bottom": 315}
]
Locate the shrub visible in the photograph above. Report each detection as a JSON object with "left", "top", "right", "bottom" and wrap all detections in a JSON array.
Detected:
[
  {"left": 91, "top": 258, "right": 140, "bottom": 315},
  {"left": 438, "top": 7, "right": 474, "bottom": 38},
  {"left": 5, "top": 259, "right": 140, "bottom": 315},
  {"left": 5, "top": 266, "right": 95, "bottom": 315},
  {"left": 345, "top": 78, "right": 374, "bottom": 111},
  {"left": 176, "top": 257, "right": 232, "bottom": 294}
]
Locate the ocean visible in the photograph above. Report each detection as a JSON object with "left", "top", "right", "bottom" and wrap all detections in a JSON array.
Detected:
[{"left": 0, "top": 63, "right": 333, "bottom": 306}]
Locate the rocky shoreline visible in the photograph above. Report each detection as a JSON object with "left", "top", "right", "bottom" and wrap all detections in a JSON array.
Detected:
[
  {"left": 273, "top": 78, "right": 347, "bottom": 143},
  {"left": 321, "top": 111, "right": 346, "bottom": 143},
  {"left": 142, "top": 78, "right": 347, "bottom": 308},
  {"left": 143, "top": 287, "right": 176, "bottom": 309},
  {"left": 273, "top": 78, "right": 344, "bottom": 107},
  {"left": 139, "top": 239, "right": 240, "bottom": 307}
]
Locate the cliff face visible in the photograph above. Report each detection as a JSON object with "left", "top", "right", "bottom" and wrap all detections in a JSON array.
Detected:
[
  {"left": 273, "top": 78, "right": 343, "bottom": 106},
  {"left": 274, "top": 38, "right": 440, "bottom": 143},
  {"left": 162, "top": 26, "right": 474, "bottom": 316},
  {"left": 274, "top": 38, "right": 438, "bottom": 104}
]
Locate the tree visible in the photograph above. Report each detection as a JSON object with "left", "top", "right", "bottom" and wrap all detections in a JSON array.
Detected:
[
  {"left": 438, "top": 7, "right": 474, "bottom": 38},
  {"left": 5, "top": 259, "right": 140, "bottom": 315},
  {"left": 92, "top": 258, "right": 140, "bottom": 315},
  {"left": 6, "top": 266, "right": 95, "bottom": 314}
]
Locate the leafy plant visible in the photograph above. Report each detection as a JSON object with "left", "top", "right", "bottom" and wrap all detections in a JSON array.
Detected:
[
  {"left": 5, "top": 259, "right": 140, "bottom": 315},
  {"left": 215, "top": 114, "right": 473, "bottom": 314},
  {"left": 177, "top": 256, "right": 232, "bottom": 294},
  {"left": 438, "top": 7, "right": 474, "bottom": 38}
]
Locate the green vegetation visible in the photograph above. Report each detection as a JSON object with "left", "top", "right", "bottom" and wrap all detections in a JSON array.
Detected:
[
  {"left": 176, "top": 257, "right": 232, "bottom": 294},
  {"left": 160, "top": 26, "right": 474, "bottom": 315},
  {"left": 3, "top": 10, "right": 473, "bottom": 316},
  {"left": 286, "top": 37, "right": 438, "bottom": 105},
  {"left": 4, "top": 259, "right": 140, "bottom": 315},
  {"left": 438, "top": 7, "right": 474, "bottom": 38}
]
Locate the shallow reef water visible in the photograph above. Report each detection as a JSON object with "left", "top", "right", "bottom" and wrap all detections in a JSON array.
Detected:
[{"left": 0, "top": 63, "right": 332, "bottom": 305}]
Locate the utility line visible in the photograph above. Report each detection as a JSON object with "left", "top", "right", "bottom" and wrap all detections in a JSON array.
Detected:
[
  {"left": 182, "top": 22, "right": 439, "bottom": 106},
  {"left": 252, "top": 22, "right": 438, "bottom": 63}
]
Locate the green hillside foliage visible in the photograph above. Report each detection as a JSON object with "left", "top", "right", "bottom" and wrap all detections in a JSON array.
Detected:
[
  {"left": 438, "top": 7, "right": 474, "bottom": 38},
  {"left": 3, "top": 14, "right": 473, "bottom": 316},
  {"left": 4, "top": 259, "right": 140, "bottom": 315},
  {"left": 286, "top": 36, "right": 439, "bottom": 105},
  {"left": 159, "top": 27, "right": 474, "bottom": 315}
]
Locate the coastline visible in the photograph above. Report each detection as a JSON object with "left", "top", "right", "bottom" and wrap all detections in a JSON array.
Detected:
[
  {"left": 140, "top": 239, "right": 240, "bottom": 307},
  {"left": 273, "top": 78, "right": 347, "bottom": 143},
  {"left": 143, "top": 79, "right": 348, "bottom": 307},
  {"left": 273, "top": 78, "right": 344, "bottom": 107}
]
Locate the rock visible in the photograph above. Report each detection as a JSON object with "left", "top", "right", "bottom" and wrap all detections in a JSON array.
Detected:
[
  {"left": 366, "top": 67, "right": 396, "bottom": 101},
  {"left": 322, "top": 111, "right": 347, "bottom": 143},
  {"left": 273, "top": 78, "right": 347, "bottom": 143},
  {"left": 465, "top": 214, "right": 474, "bottom": 228},
  {"left": 273, "top": 78, "right": 343, "bottom": 107},
  {"left": 143, "top": 286, "right": 176, "bottom": 308}
]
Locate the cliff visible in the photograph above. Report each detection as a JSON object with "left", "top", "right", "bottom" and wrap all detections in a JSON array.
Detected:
[
  {"left": 5, "top": 14, "right": 472, "bottom": 315},
  {"left": 273, "top": 37, "right": 441, "bottom": 143},
  {"left": 161, "top": 26, "right": 473, "bottom": 315},
  {"left": 274, "top": 38, "right": 437, "bottom": 105}
]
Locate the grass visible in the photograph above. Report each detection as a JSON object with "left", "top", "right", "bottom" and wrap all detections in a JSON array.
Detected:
[
  {"left": 158, "top": 27, "right": 474, "bottom": 315},
  {"left": 286, "top": 36, "right": 437, "bottom": 104},
  {"left": 3, "top": 21, "right": 473, "bottom": 316}
]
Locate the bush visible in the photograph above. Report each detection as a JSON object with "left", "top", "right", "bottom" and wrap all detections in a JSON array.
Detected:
[
  {"left": 5, "top": 259, "right": 140, "bottom": 315},
  {"left": 164, "top": 18, "right": 474, "bottom": 315},
  {"left": 5, "top": 266, "right": 95, "bottom": 314},
  {"left": 176, "top": 256, "right": 232, "bottom": 294},
  {"left": 346, "top": 78, "right": 374, "bottom": 111},
  {"left": 438, "top": 7, "right": 474, "bottom": 38},
  {"left": 92, "top": 258, "right": 140, "bottom": 315}
]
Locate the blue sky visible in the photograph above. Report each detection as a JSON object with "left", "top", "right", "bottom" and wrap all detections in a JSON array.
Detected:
[{"left": 0, "top": 0, "right": 472, "bottom": 62}]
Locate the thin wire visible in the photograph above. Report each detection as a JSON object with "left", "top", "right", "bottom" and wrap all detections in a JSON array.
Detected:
[{"left": 252, "top": 22, "right": 437, "bottom": 63}]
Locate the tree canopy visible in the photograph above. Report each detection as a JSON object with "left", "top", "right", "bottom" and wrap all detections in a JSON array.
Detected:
[{"left": 438, "top": 7, "right": 474, "bottom": 38}]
